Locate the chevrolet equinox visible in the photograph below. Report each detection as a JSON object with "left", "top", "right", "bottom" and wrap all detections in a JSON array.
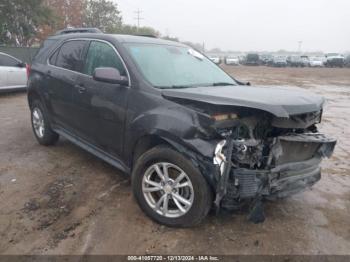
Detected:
[{"left": 27, "top": 33, "right": 336, "bottom": 227}]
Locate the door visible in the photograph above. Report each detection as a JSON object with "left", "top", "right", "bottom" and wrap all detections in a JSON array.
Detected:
[
  {"left": 74, "top": 40, "right": 130, "bottom": 157},
  {"left": 46, "top": 40, "right": 88, "bottom": 132},
  {"left": 0, "top": 53, "right": 26, "bottom": 89}
]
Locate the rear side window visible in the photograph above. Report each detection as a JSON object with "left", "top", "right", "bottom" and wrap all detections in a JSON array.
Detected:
[
  {"left": 83, "top": 41, "right": 126, "bottom": 76},
  {"left": 55, "top": 40, "right": 86, "bottom": 72},
  {"left": 49, "top": 48, "right": 60, "bottom": 65},
  {"left": 34, "top": 39, "right": 58, "bottom": 63},
  {"left": 0, "top": 54, "right": 19, "bottom": 67}
]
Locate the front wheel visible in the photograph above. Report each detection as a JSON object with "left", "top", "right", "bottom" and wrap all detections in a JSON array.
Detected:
[{"left": 132, "top": 146, "right": 212, "bottom": 227}]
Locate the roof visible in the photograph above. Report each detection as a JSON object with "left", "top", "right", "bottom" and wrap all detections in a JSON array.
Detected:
[{"left": 48, "top": 33, "right": 186, "bottom": 47}]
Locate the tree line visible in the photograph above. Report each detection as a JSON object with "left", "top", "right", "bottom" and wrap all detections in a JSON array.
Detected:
[{"left": 0, "top": 0, "right": 160, "bottom": 47}]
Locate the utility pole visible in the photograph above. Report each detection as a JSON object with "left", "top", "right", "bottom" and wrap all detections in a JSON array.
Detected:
[
  {"left": 134, "top": 9, "right": 144, "bottom": 28},
  {"left": 298, "top": 41, "right": 303, "bottom": 53}
]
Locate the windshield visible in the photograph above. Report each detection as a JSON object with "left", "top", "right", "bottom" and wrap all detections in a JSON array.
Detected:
[{"left": 124, "top": 43, "right": 236, "bottom": 88}]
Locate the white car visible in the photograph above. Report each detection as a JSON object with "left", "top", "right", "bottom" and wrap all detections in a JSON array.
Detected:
[
  {"left": 209, "top": 56, "right": 221, "bottom": 65},
  {"left": 309, "top": 57, "right": 325, "bottom": 67},
  {"left": 225, "top": 56, "right": 240, "bottom": 65},
  {"left": 0, "top": 52, "right": 27, "bottom": 92}
]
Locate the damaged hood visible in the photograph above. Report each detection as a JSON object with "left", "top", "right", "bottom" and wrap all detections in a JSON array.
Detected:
[{"left": 162, "top": 85, "right": 325, "bottom": 118}]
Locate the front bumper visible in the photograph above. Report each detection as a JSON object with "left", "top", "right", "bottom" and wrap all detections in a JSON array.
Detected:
[
  {"left": 217, "top": 133, "right": 336, "bottom": 205},
  {"left": 234, "top": 156, "right": 322, "bottom": 200}
]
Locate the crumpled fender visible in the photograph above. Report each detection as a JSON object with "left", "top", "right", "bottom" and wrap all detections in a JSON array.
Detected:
[{"left": 124, "top": 106, "right": 220, "bottom": 187}]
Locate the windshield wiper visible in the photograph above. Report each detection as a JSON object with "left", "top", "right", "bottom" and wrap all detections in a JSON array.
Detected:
[
  {"left": 155, "top": 85, "right": 196, "bottom": 89},
  {"left": 210, "top": 82, "right": 235, "bottom": 86}
]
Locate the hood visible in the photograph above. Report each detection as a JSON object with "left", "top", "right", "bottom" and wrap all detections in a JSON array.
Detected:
[{"left": 162, "top": 85, "right": 325, "bottom": 118}]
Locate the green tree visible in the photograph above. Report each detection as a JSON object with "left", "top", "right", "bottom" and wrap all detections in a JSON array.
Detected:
[
  {"left": 82, "top": 0, "right": 122, "bottom": 33},
  {"left": 116, "top": 24, "right": 160, "bottom": 37},
  {"left": 0, "top": 0, "right": 54, "bottom": 46}
]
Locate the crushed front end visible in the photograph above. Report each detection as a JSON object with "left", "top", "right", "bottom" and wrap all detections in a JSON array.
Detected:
[{"left": 212, "top": 110, "right": 336, "bottom": 222}]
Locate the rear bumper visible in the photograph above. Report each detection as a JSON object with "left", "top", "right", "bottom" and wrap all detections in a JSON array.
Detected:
[{"left": 0, "top": 85, "right": 27, "bottom": 93}]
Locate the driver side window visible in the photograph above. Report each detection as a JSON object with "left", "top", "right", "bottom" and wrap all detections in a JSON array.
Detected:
[
  {"left": 0, "top": 54, "right": 19, "bottom": 67},
  {"left": 83, "top": 41, "right": 126, "bottom": 76}
]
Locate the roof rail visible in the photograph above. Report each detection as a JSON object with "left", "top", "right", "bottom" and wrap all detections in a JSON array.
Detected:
[
  {"left": 136, "top": 34, "right": 158, "bottom": 38},
  {"left": 55, "top": 28, "right": 103, "bottom": 35}
]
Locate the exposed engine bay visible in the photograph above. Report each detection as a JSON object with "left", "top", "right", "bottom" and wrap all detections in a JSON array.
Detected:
[{"left": 211, "top": 109, "right": 336, "bottom": 223}]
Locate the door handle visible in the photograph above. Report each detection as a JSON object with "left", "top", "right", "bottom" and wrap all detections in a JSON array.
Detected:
[{"left": 75, "top": 84, "right": 86, "bottom": 93}]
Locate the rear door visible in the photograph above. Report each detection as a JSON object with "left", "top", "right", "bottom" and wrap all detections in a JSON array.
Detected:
[
  {"left": 46, "top": 40, "right": 88, "bottom": 132},
  {"left": 0, "top": 54, "right": 26, "bottom": 89},
  {"left": 74, "top": 40, "right": 130, "bottom": 157}
]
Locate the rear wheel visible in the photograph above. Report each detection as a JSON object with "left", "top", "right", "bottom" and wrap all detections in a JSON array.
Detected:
[
  {"left": 132, "top": 146, "right": 212, "bottom": 227},
  {"left": 30, "top": 100, "right": 59, "bottom": 145}
]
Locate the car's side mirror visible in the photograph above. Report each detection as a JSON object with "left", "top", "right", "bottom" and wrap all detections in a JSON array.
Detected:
[
  {"left": 93, "top": 67, "right": 129, "bottom": 86},
  {"left": 16, "top": 62, "right": 26, "bottom": 68}
]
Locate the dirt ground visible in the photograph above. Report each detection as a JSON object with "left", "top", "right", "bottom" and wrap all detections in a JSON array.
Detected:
[{"left": 0, "top": 66, "right": 349, "bottom": 255}]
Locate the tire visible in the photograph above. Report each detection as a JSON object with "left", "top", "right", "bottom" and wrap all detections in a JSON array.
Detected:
[
  {"left": 132, "top": 145, "right": 212, "bottom": 227},
  {"left": 30, "top": 100, "right": 59, "bottom": 145}
]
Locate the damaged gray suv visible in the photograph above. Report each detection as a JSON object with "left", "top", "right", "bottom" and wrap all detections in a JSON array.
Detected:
[{"left": 28, "top": 33, "right": 336, "bottom": 227}]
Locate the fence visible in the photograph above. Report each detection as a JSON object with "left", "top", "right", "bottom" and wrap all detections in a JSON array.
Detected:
[{"left": 0, "top": 46, "right": 39, "bottom": 64}]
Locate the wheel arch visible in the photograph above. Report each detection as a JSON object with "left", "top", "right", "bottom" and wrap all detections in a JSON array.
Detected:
[
  {"left": 27, "top": 89, "right": 42, "bottom": 109},
  {"left": 131, "top": 134, "right": 173, "bottom": 168},
  {"left": 130, "top": 131, "right": 218, "bottom": 189}
]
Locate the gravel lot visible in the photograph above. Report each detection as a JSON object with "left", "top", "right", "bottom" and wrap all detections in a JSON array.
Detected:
[{"left": 0, "top": 66, "right": 349, "bottom": 255}]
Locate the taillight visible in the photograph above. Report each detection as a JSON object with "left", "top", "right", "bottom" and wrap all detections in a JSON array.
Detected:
[{"left": 26, "top": 64, "right": 31, "bottom": 79}]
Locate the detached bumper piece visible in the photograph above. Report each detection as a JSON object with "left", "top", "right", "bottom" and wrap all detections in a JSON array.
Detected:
[{"left": 218, "top": 132, "right": 336, "bottom": 223}]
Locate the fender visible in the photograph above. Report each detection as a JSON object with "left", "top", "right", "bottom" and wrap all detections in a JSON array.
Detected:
[{"left": 124, "top": 106, "right": 221, "bottom": 187}]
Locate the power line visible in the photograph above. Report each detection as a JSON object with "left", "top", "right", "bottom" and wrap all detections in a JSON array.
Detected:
[{"left": 134, "top": 9, "right": 144, "bottom": 28}]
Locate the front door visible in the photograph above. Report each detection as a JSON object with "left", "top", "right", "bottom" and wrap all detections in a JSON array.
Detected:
[{"left": 73, "top": 40, "right": 130, "bottom": 158}]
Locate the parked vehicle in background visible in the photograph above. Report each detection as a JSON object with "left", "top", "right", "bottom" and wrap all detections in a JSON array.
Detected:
[
  {"left": 209, "top": 56, "right": 221, "bottom": 65},
  {"left": 238, "top": 55, "right": 246, "bottom": 64},
  {"left": 345, "top": 55, "right": 350, "bottom": 68},
  {"left": 260, "top": 54, "right": 273, "bottom": 65},
  {"left": 309, "top": 57, "right": 325, "bottom": 67},
  {"left": 272, "top": 55, "right": 287, "bottom": 67},
  {"left": 325, "top": 53, "right": 345, "bottom": 67},
  {"left": 245, "top": 53, "right": 260, "bottom": 65},
  {"left": 287, "top": 55, "right": 304, "bottom": 67},
  {"left": 225, "top": 56, "right": 240, "bottom": 65},
  {"left": 27, "top": 33, "right": 336, "bottom": 227},
  {"left": 0, "top": 52, "right": 28, "bottom": 92},
  {"left": 300, "top": 56, "right": 310, "bottom": 67}
]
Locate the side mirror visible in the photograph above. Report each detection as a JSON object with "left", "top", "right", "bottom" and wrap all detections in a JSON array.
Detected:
[
  {"left": 93, "top": 67, "right": 129, "bottom": 86},
  {"left": 17, "top": 62, "right": 26, "bottom": 68}
]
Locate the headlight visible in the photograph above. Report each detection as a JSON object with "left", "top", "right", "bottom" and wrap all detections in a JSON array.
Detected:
[{"left": 212, "top": 113, "right": 238, "bottom": 122}]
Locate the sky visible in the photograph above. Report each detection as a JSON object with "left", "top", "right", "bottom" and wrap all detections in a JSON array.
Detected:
[{"left": 114, "top": 0, "right": 350, "bottom": 53}]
